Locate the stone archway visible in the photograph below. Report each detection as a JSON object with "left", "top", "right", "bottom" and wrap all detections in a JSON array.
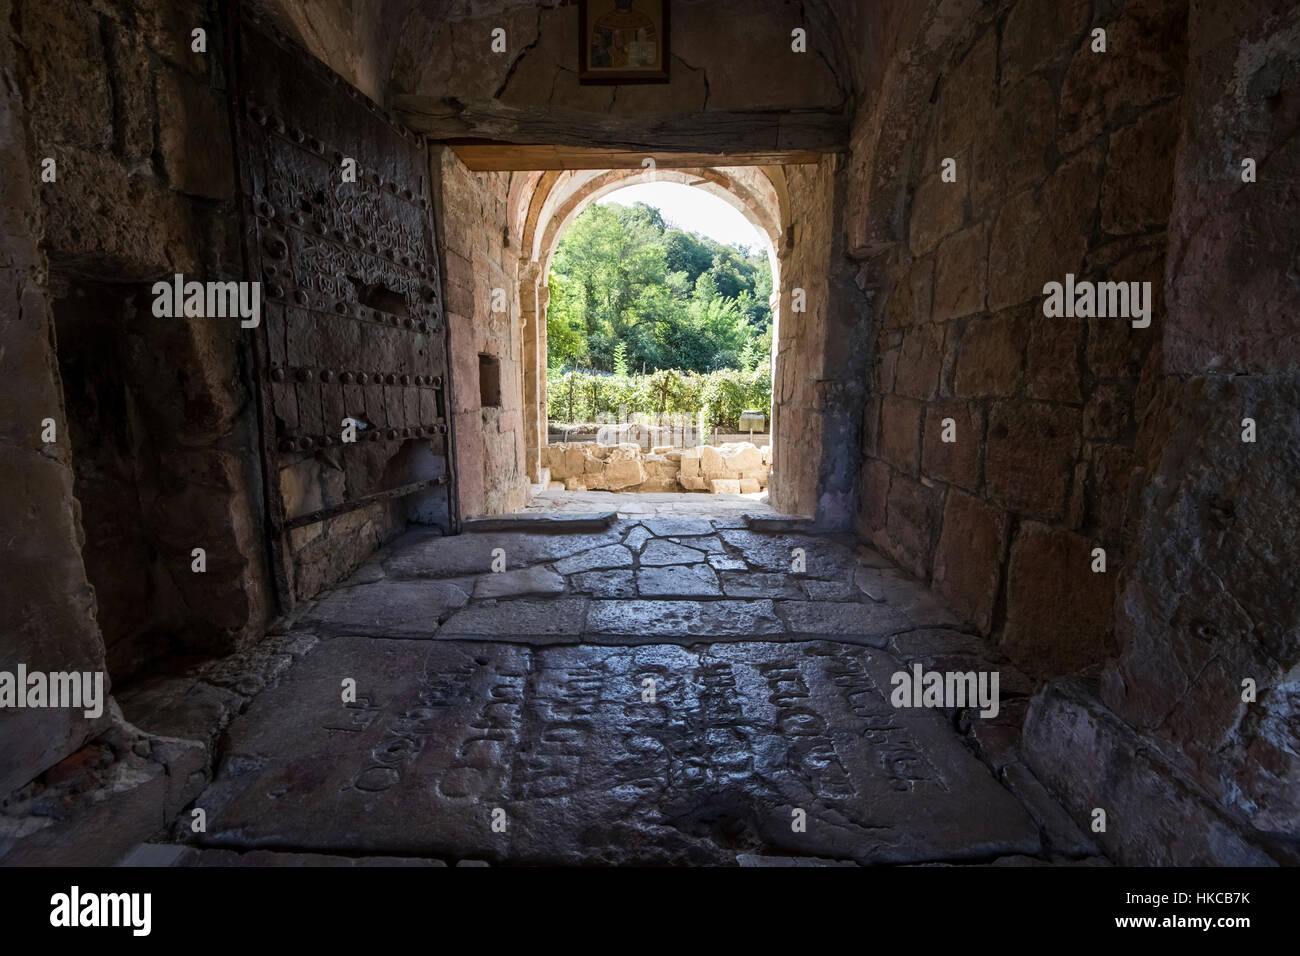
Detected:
[{"left": 512, "top": 165, "right": 792, "bottom": 504}]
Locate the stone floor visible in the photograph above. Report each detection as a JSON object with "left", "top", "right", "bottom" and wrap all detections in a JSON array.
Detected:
[
  {"left": 115, "top": 515, "right": 1103, "bottom": 866},
  {"left": 523, "top": 488, "right": 779, "bottom": 517}
]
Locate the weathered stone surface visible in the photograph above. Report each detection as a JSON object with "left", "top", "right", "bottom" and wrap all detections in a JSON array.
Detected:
[
  {"left": 1021, "top": 679, "right": 1276, "bottom": 865},
  {"left": 936, "top": 28, "right": 997, "bottom": 151},
  {"left": 874, "top": 474, "right": 942, "bottom": 580},
  {"left": 776, "top": 602, "right": 907, "bottom": 642},
  {"left": 716, "top": 531, "right": 860, "bottom": 579},
  {"left": 908, "top": 171, "right": 966, "bottom": 257},
  {"left": 586, "top": 600, "right": 783, "bottom": 638},
  {"left": 666, "top": 534, "right": 725, "bottom": 553},
  {"left": 971, "top": 76, "right": 1055, "bottom": 212},
  {"left": 1057, "top": 0, "right": 1186, "bottom": 154},
  {"left": 568, "top": 570, "right": 637, "bottom": 598},
  {"left": 302, "top": 579, "right": 469, "bottom": 638},
  {"left": 932, "top": 491, "right": 1006, "bottom": 633},
  {"left": 1025, "top": 318, "right": 1085, "bottom": 403},
  {"left": 636, "top": 564, "right": 722, "bottom": 597},
  {"left": 953, "top": 312, "right": 1025, "bottom": 398},
  {"left": 986, "top": 144, "right": 1104, "bottom": 311},
  {"left": 156, "top": 69, "right": 234, "bottom": 199},
  {"left": 717, "top": 570, "right": 804, "bottom": 600},
  {"left": 985, "top": 402, "right": 1079, "bottom": 520},
  {"left": 999, "top": 0, "right": 1091, "bottom": 87},
  {"left": 193, "top": 639, "right": 1041, "bottom": 864},
  {"left": 552, "top": 544, "right": 634, "bottom": 574},
  {"left": 879, "top": 395, "right": 922, "bottom": 473},
  {"left": 1101, "top": 100, "right": 1180, "bottom": 234},
  {"left": 932, "top": 224, "right": 987, "bottom": 321},
  {"left": 383, "top": 529, "right": 620, "bottom": 578},
  {"left": 473, "top": 566, "right": 566, "bottom": 600},
  {"left": 639, "top": 540, "right": 708, "bottom": 566},
  {"left": 643, "top": 517, "right": 715, "bottom": 537},
  {"left": 1001, "top": 523, "right": 1113, "bottom": 676},
  {"left": 1101, "top": 375, "right": 1300, "bottom": 837},
  {"left": 922, "top": 402, "right": 983, "bottom": 490},
  {"left": 437, "top": 599, "right": 588, "bottom": 640},
  {"left": 117, "top": 677, "right": 244, "bottom": 749},
  {"left": 894, "top": 324, "right": 945, "bottom": 399}
]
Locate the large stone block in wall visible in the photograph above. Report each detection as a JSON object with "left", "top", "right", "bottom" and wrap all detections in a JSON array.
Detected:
[
  {"left": 18, "top": 0, "right": 114, "bottom": 151},
  {"left": 1057, "top": 0, "right": 1186, "bottom": 154},
  {"left": 1026, "top": 317, "right": 1085, "bottom": 403},
  {"left": 922, "top": 402, "right": 982, "bottom": 491},
  {"left": 932, "top": 223, "right": 987, "bottom": 321},
  {"left": 953, "top": 311, "right": 1025, "bottom": 398},
  {"left": 1101, "top": 99, "right": 1180, "bottom": 235},
  {"left": 40, "top": 149, "right": 199, "bottom": 277},
  {"left": 1001, "top": 522, "right": 1114, "bottom": 675},
  {"left": 908, "top": 169, "right": 967, "bottom": 257},
  {"left": 894, "top": 323, "right": 944, "bottom": 399},
  {"left": 932, "top": 489, "right": 1006, "bottom": 634},
  {"left": 875, "top": 472, "right": 941, "bottom": 580},
  {"left": 972, "top": 76, "right": 1056, "bottom": 213},
  {"left": 999, "top": 0, "right": 1091, "bottom": 88},
  {"left": 936, "top": 29, "right": 997, "bottom": 151},
  {"left": 987, "top": 143, "right": 1104, "bottom": 311},
  {"left": 879, "top": 395, "right": 921, "bottom": 475},
  {"left": 985, "top": 401, "right": 1079, "bottom": 520},
  {"left": 156, "top": 68, "right": 234, "bottom": 200}
]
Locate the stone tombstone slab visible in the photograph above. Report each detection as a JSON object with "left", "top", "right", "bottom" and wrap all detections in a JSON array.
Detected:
[{"left": 196, "top": 638, "right": 1039, "bottom": 864}]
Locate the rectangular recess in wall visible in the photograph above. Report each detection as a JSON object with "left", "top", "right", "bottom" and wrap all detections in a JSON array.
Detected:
[{"left": 479, "top": 353, "right": 502, "bottom": 408}]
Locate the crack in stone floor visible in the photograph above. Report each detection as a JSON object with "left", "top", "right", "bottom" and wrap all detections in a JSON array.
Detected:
[{"left": 120, "top": 514, "right": 1105, "bottom": 866}]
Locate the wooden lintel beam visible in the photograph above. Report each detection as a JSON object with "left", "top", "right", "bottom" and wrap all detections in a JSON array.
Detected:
[
  {"left": 448, "top": 143, "right": 822, "bottom": 171},
  {"left": 392, "top": 96, "right": 849, "bottom": 156}
]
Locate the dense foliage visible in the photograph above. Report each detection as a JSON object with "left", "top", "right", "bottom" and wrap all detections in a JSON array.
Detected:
[
  {"left": 546, "top": 201, "right": 773, "bottom": 375},
  {"left": 548, "top": 366, "right": 772, "bottom": 431}
]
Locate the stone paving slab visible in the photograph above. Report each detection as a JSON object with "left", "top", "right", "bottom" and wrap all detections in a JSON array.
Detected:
[
  {"left": 383, "top": 530, "right": 621, "bottom": 578},
  {"left": 302, "top": 579, "right": 469, "bottom": 638},
  {"left": 192, "top": 638, "right": 1041, "bottom": 865},
  {"left": 438, "top": 599, "right": 590, "bottom": 640},
  {"left": 586, "top": 599, "right": 784, "bottom": 638}
]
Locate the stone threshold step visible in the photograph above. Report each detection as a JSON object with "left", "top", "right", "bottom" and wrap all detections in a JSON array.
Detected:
[{"left": 461, "top": 512, "right": 617, "bottom": 533}]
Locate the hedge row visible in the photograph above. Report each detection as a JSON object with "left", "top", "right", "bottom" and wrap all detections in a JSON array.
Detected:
[{"left": 547, "top": 365, "right": 772, "bottom": 430}]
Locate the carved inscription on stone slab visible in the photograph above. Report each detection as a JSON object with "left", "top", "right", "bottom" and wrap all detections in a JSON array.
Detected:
[{"left": 198, "top": 639, "right": 1038, "bottom": 864}]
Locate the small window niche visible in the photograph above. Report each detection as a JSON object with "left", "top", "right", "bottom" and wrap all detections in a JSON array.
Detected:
[{"left": 478, "top": 353, "right": 501, "bottom": 408}]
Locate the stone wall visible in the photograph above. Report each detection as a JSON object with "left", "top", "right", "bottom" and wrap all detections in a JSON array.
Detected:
[
  {"left": 388, "top": 0, "right": 848, "bottom": 116},
  {"left": 844, "top": 0, "right": 1300, "bottom": 860},
  {"left": 1094, "top": 0, "right": 1300, "bottom": 854},
  {"left": 433, "top": 148, "right": 531, "bottom": 517},
  {"left": 0, "top": 0, "right": 273, "bottom": 795},
  {"left": 543, "top": 441, "right": 771, "bottom": 494},
  {"left": 852, "top": 0, "right": 1183, "bottom": 679},
  {"left": 770, "top": 156, "right": 868, "bottom": 525}
]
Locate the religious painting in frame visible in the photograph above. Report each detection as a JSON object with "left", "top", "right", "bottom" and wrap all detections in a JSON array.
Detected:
[{"left": 579, "top": 0, "right": 670, "bottom": 84}]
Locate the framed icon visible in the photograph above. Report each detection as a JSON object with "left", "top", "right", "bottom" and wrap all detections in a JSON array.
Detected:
[{"left": 579, "top": 0, "right": 670, "bottom": 84}]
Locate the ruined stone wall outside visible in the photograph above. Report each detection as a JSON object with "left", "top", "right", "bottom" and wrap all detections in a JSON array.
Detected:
[
  {"left": 434, "top": 148, "right": 531, "bottom": 517},
  {"left": 852, "top": 0, "right": 1184, "bottom": 681}
]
